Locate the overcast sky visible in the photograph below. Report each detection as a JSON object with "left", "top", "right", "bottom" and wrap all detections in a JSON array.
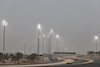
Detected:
[{"left": 0, "top": 0, "right": 100, "bottom": 54}]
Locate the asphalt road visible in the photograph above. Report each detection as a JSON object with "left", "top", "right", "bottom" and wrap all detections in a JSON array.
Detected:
[
  {"left": 67, "top": 60, "right": 100, "bottom": 67},
  {"left": 37, "top": 60, "right": 100, "bottom": 67}
]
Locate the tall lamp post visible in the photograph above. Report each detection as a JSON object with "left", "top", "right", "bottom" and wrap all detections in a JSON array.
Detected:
[
  {"left": 56, "top": 35, "right": 59, "bottom": 52},
  {"left": 50, "top": 29, "right": 53, "bottom": 55},
  {"left": 2, "top": 20, "right": 8, "bottom": 64},
  {"left": 62, "top": 45, "right": 64, "bottom": 52},
  {"left": 47, "top": 34, "right": 49, "bottom": 54},
  {"left": 46, "top": 35, "right": 47, "bottom": 54},
  {"left": 78, "top": 44, "right": 80, "bottom": 55},
  {"left": 23, "top": 39, "right": 26, "bottom": 59},
  {"left": 37, "top": 24, "right": 41, "bottom": 63},
  {"left": 65, "top": 48, "right": 67, "bottom": 52},
  {"left": 95, "top": 36, "right": 98, "bottom": 52},
  {"left": 43, "top": 34, "right": 45, "bottom": 54},
  {"left": 43, "top": 34, "right": 45, "bottom": 62}
]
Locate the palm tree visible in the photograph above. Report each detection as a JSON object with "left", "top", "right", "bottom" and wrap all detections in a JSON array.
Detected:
[
  {"left": 0, "top": 52, "right": 3, "bottom": 62},
  {"left": 87, "top": 51, "right": 95, "bottom": 55},
  {"left": 10, "top": 54, "right": 17, "bottom": 63},
  {"left": 98, "top": 51, "right": 100, "bottom": 55},
  {"left": 27, "top": 53, "right": 37, "bottom": 63},
  {"left": 15, "top": 52, "right": 23, "bottom": 63},
  {"left": 95, "top": 51, "right": 100, "bottom": 55},
  {"left": 4, "top": 53, "right": 10, "bottom": 60},
  {"left": 0, "top": 52, "right": 10, "bottom": 63},
  {"left": 10, "top": 52, "right": 23, "bottom": 63}
]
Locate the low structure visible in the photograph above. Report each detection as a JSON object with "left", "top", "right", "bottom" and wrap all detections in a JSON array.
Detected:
[{"left": 53, "top": 52, "right": 76, "bottom": 56}]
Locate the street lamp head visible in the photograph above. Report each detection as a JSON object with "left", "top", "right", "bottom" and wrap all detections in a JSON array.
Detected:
[
  {"left": 51, "top": 29, "right": 53, "bottom": 33},
  {"left": 65, "top": 48, "right": 67, "bottom": 51},
  {"left": 2, "top": 20, "right": 8, "bottom": 26},
  {"left": 56, "top": 35, "right": 59, "bottom": 38},
  {"left": 95, "top": 36, "right": 98, "bottom": 40},
  {"left": 38, "top": 24, "right": 41, "bottom": 30},
  {"left": 43, "top": 34, "right": 45, "bottom": 37}
]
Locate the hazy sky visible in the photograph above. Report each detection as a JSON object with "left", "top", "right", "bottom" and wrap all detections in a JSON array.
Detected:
[{"left": 0, "top": 0, "right": 100, "bottom": 54}]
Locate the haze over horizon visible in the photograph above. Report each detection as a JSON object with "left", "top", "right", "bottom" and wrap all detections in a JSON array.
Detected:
[{"left": 0, "top": 0, "right": 100, "bottom": 54}]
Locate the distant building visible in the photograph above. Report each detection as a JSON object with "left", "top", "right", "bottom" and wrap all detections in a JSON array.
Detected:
[{"left": 53, "top": 52, "right": 76, "bottom": 56}]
